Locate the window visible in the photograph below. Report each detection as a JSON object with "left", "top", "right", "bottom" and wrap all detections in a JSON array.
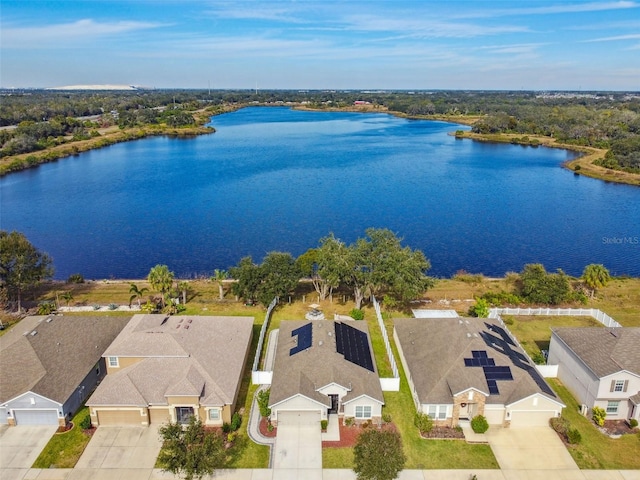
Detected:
[
  {"left": 606, "top": 401, "right": 619, "bottom": 414},
  {"left": 426, "top": 405, "right": 447, "bottom": 420},
  {"left": 355, "top": 405, "right": 372, "bottom": 419},
  {"left": 614, "top": 380, "right": 625, "bottom": 392},
  {"left": 176, "top": 406, "right": 195, "bottom": 424},
  {"left": 208, "top": 409, "right": 220, "bottom": 421},
  {"left": 108, "top": 357, "right": 118, "bottom": 367}
]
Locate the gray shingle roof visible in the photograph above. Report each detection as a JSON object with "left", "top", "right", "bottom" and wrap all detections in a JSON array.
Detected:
[
  {"left": 394, "top": 317, "right": 560, "bottom": 406},
  {"left": 87, "top": 315, "right": 254, "bottom": 408},
  {"left": 551, "top": 327, "right": 640, "bottom": 377},
  {"left": 0, "top": 315, "right": 130, "bottom": 404},
  {"left": 269, "top": 320, "right": 383, "bottom": 408}
]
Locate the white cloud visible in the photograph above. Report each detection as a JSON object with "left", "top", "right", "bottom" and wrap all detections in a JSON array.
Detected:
[
  {"left": 583, "top": 33, "right": 640, "bottom": 42},
  {"left": 459, "top": 1, "right": 639, "bottom": 18},
  {"left": 1, "top": 19, "right": 165, "bottom": 48}
]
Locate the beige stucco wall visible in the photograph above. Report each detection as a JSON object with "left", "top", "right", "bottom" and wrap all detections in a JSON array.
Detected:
[
  {"left": 105, "top": 356, "right": 143, "bottom": 374},
  {"left": 343, "top": 396, "right": 383, "bottom": 420}
]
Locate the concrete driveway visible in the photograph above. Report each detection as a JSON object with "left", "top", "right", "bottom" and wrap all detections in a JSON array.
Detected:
[
  {"left": 273, "top": 416, "right": 322, "bottom": 469},
  {"left": 0, "top": 424, "right": 57, "bottom": 469},
  {"left": 75, "top": 425, "right": 162, "bottom": 469},
  {"left": 487, "top": 426, "right": 579, "bottom": 471}
]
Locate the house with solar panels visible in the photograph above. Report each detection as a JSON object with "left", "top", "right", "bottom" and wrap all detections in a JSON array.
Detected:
[
  {"left": 268, "top": 320, "right": 384, "bottom": 426},
  {"left": 394, "top": 317, "right": 565, "bottom": 428}
]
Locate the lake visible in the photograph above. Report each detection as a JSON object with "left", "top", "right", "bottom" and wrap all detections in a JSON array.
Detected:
[{"left": 1, "top": 106, "right": 639, "bottom": 280}]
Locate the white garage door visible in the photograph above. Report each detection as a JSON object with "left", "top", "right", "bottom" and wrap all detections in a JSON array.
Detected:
[
  {"left": 13, "top": 409, "right": 59, "bottom": 425},
  {"left": 277, "top": 410, "right": 321, "bottom": 426},
  {"left": 510, "top": 411, "right": 555, "bottom": 427}
]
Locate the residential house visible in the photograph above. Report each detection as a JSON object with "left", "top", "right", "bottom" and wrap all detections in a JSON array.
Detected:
[
  {"left": 394, "top": 317, "right": 564, "bottom": 428},
  {"left": 86, "top": 314, "right": 253, "bottom": 426},
  {"left": 269, "top": 320, "right": 384, "bottom": 426},
  {"left": 0, "top": 315, "right": 129, "bottom": 426},
  {"left": 547, "top": 327, "right": 640, "bottom": 422}
]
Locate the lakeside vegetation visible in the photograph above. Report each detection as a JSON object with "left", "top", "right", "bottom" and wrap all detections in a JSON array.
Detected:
[{"left": 2, "top": 89, "right": 639, "bottom": 185}]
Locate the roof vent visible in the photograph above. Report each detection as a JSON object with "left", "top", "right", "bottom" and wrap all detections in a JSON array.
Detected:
[
  {"left": 30, "top": 331, "right": 38, "bottom": 336},
  {"left": 184, "top": 325, "right": 190, "bottom": 330},
  {"left": 46, "top": 317, "right": 53, "bottom": 323},
  {"left": 187, "top": 319, "right": 193, "bottom": 323},
  {"left": 466, "top": 333, "right": 472, "bottom": 338},
  {"left": 328, "top": 331, "right": 333, "bottom": 337},
  {"left": 319, "top": 340, "right": 323, "bottom": 346}
]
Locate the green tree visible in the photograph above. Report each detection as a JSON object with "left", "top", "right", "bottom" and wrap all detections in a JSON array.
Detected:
[
  {"left": 157, "top": 416, "right": 225, "bottom": 480},
  {"left": 128, "top": 283, "right": 148, "bottom": 307},
  {"left": 582, "top": 264, "right": 611, "bottom": 298},
  {"left": 61, "top": 291, "right": 74, "bottom": 307},
  {"left": 0, "top": 231, "right": 53, "bottom": 312},
  {"left": 468, "top": 298, "right": 490, "bottom": 317},
  {"left": 257, "top": 388, "right": 271, "bottom": 418},
  {"left": 317, "top": 234, "right": 351, "bottom": 302},
  {"left": 177, "top": 280, "right": 190, "bottom": 305},
  {"left": 354, "top": 428, "right": 406, "bottom": 480},
  {"left": 256, "top": 252, "right": 301, "bottom": 306},
  {"left": 211, "top": 269, "right": 228, "bottom": 300},
  {"left": 147, "top": 264, "right": 174, "bottom": 308},
  {"left": 518, "top": 263, "right": 572, "bottom": 305},
  {"left": 230, "top": 256, "right": 261, "bottom": 304}
]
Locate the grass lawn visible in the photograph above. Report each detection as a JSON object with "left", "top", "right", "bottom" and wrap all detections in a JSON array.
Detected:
[
  {"left": 32, "top": 407, "right": 92, "bottom": 468},
  {"left": 548, "top": 379, "right": 640, "bottom": 469},
  {"left": 323, "top": 447, "right": 354, "bottom": 468},
  {"left": 504, "top": 315, "right": 602, "bottom": 360}
]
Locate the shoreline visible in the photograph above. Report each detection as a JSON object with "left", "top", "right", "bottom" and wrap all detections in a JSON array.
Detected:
[{"left": 2, "top": 103, "right": 639, "bottom": 187}]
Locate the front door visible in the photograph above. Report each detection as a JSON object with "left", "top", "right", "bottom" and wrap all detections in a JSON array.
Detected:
[
  {"left": 328, "top": 394, "right": 339, "bottom": 414},
  {"left": 176, "top": 406, "right": 194, "bottom": 424}
]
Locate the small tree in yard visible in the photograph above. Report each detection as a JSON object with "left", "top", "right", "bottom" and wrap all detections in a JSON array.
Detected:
[
  {"left": 354, "top": 428, "right": 406, "bottom": 480},
  {"left": 414, "top": 412, "right": 433, "bottom": 435},
  {"left": 582, "top": 264, "right": 611, "bottom": 298},
  {"left": 257, "top": 388, "right": 271, "bottom": 418},
  {"left": 158, "top": 416, "right": 225, "bottom": 480},
  {"left": 471, "top": 415, "right": 489, "bottom": 434},
  {"left": 592, "top": 406, "right": 606, "bottom": 427}
]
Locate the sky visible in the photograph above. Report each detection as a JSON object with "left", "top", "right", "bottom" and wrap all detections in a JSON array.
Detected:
[{"left": 1, "top": 0, "right": 639, "bottom": 90}]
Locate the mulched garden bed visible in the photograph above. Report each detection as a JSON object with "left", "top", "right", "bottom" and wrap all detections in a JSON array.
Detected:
[
  {"left": 258, "top": 417, "right": 277, "bottom": 438},
  {"left": 322, "top": 421, "right": 398, "bottom": 448},
  {"left": 599, "top": 420, "right": 637, "bottom": 436},
  {"left": 420, "top": 426, "right": 465, "bottom": 440}
]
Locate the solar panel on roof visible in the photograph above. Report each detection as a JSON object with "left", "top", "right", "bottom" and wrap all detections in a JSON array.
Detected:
[
  {"left": 290, "top": 323, "right": 313, "bottom": 356},
  {"left": 334, "top": 322, "right": 375, "bottom": 372},
  {"left": 487, "top": 379, "right": 500, "bottom": 395},
  {"left": 472, "top": 350, "right": 488, "bottom": 358}
]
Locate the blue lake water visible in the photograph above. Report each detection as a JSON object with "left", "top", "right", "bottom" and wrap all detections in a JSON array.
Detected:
[{"left": 1, "top": 106, "right": 639, "bottom": 280}]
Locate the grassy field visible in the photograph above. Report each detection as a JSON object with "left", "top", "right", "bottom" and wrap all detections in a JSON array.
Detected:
[
  {"left": 32, "top": 407, "right": 92, "bottom": 468},
  {"left": 548, "top": 379, "right": 640, "bottom": 469},
  {"left": 504, "top": 315, "right": 602, "bottom": 360}
]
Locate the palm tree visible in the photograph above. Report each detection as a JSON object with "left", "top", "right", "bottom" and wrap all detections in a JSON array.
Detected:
[
  {"left": 61, "top": 290, "right": 74, "bottom": 307},
  {"left": 129, "top": 283, "right": 149, "bottom": 307},
  {"left": 211, "top": 269, "right": 228, "bottom": 300},
  {"left": 582, "top": 264, "right": 611, "bottom": 298},
  {"left": 147, "top": 264, "right": 175, "bottom": 308},
  {"left": 177, "top": 281, "right": 189, "bottom": 305}
]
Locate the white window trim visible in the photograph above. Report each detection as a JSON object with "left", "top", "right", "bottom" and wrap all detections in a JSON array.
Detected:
[
  {"left": 614, "top": 380, "right": 625, "bottom": 392},
  {"left": 208, "top": 408, "right": 220, "bottom": 421},
  {"left": 606, "top": 401, "right": 620, "bottom": 414},
  {"left": 426, "top": 405, "right": 448, "bottom": 420},
  {"left": 355, "top": 405, "right": 372, "bottom": 419},
  {"left": 108, "top": 356, "right": 119, "bottom": 367}
]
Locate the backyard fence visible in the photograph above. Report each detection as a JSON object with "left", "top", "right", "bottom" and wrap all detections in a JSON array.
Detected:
[
  {"left": 372, "top": 296, "right": 400, "bottom": 391},
  {"left": 490, "top": 307, "right": 621, "bottom": 328},
  {"left": 251, "top": 297, "right": 278, "bottom": 385}
]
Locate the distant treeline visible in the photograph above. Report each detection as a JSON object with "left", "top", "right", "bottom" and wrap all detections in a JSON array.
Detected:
[{"left": 1, "top": 89, "right": 639, "bottom": 172}]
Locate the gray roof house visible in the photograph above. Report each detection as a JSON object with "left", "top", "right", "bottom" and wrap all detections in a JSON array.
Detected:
[
  {"left": 86, "top": 314, "right": 254, "bottom": 426},
  {"left": 394, "top": 317, "right": 564, "bottom": 428},
  {"left": 269, "top": 320, "right": 384, "bottom": 426},
  {"left": 548, "top": 327, "right": 640, "bottom": 422},
  {"left": 0, "top": 315, "right": 130, "bottom": 426}
]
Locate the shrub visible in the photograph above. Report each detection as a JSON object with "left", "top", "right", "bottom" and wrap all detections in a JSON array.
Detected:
[
  {"left": 531, "top": 351, "right": 546, "bottom": 365},
  {"left": 92, "top": 304, "right": 101, "bottom": 310},
  {"left": 67, "top": 273, "right": 85, "bottom": 283},
  {"left": 257, "top": 389, "right": 271, "bottom": 418},
  {"left": 471, "top": 415, "right": 489, "bottom": 434},
  {"left": 222, "top": 422, "right": 231, "bottom": 433},
  {"left": 226, "top": 432, "right": 237, "bottom": 443},
  {"left": 550, "top": 416, "right": 570, "bottom": 435},
  {"left": 321, "top": 420, "right": 328, "bottom": 431},
  {"left": 502, "top": 315, "right": 515, "bottom": 326},
  {"left": 382, "top": 413, "right": 392, "bottom": 424},
  {"left": 629, "top": 418, "right": 638, "bottom": 428},
  {"left": 37, "top": 301, "right": 56, "bottom": 315},
  {"left": 108, "top": 303, "right": 118, "bottom": 310},
  {"left": 230, "top": 412, "right": 242, "bottom": 431},
  {"left": 567, "top": 428, "right": 582, "bottom": 444},
  {"left": 414, "top": 412, "right": 433, "bottom": 435},
  {"left": 79, "top": 415, "right": 92, "bottom": 430},
  {"left": 350, "top": 308, "right": 364, "bottom": 320},
  {"left": 468, "top": 298, "right": 490, "bottom": 318},
  {"left": 345, "top": 417, "right": 354, "bottom": 427},
  {"left": 592, "top": 406, "right": 606, "bottom": 427},
  {"left": 267, "top": 422, "right": 274, "bottom": 432}
]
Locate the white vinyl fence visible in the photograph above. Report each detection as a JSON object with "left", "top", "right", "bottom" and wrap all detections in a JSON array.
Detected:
[
  {"left": 489, "top": 307, "right": 621, "bottom": 328},
  {"left": 251, "top": 297, "right": 278, "bottom": 385},
  {"left": 372, "top": 296, "right": 400, "bottom": 391}
]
